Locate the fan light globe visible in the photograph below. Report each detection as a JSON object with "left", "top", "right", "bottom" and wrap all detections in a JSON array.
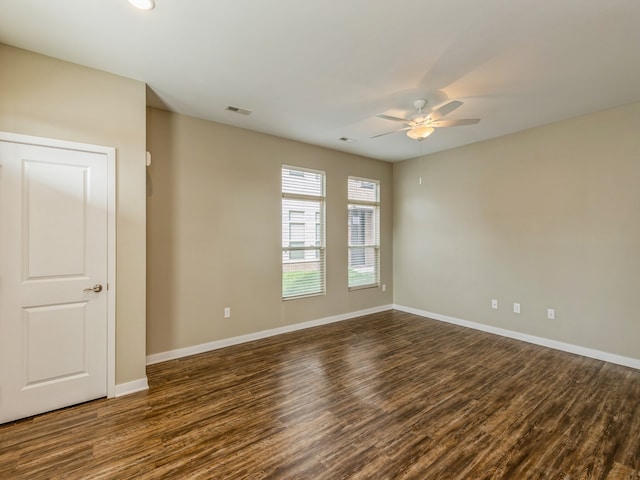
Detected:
[
  {"left": 128, "top": 0, "right": 155, "bottom": 10},
  {"left": 407, "top": 126, "right": 434, "bottom": 141}
]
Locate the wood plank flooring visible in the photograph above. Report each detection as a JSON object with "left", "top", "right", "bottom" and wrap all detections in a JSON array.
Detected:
[{"left": 1, "top": 310, "right": 640, "bottom": 479}]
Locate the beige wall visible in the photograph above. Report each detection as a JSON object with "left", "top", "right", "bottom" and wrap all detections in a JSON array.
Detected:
[
  {"left": 0, "top": 44, "right": 147, "bottom": 384},
  {"left": 394, "top": 102, "right": 640, "bottom": 360},
  {"left": 146, "top": 108, "right": 393, "bottom": 355}
]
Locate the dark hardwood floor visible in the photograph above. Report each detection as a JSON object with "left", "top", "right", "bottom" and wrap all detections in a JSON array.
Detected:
[{"left": 1, "top": 310, "right": 639, "bottom": 479}]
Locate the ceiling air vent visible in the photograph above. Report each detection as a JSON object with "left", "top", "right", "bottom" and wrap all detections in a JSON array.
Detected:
[{"left": 224, "top": 105, "right": 252, "bottom": 116}]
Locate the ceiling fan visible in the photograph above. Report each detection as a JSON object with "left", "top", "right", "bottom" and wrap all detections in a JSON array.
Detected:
[{"left": 372, "top": 99, "right": 480, "bottom": 140}]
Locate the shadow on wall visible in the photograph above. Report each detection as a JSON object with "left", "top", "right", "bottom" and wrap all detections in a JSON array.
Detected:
[{"left": 146, "top": 108, "right": 178, "bottom": 356}]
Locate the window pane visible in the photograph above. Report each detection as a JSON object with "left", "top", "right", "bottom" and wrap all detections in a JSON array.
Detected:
[
  {"left": 282, "top": 167, "right": 324, "bottom": 196},
  {"left": 348, "top": 206, "right": 377, "bottom": 246},
  {"left": 282, "top": 199, "right": 322, "bottom": 248},
  {"left": 348, "top": 177, "right": 379, "bottom": 203},
  {"left": 348, "top": 247, "right": 378, "bottom": 287},
  {"left": 282, "top": 252, "right": 324, "bottom": 297}
]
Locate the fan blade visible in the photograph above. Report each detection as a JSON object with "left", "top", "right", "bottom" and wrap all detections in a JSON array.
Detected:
[
  {"left": 428, "top": 118, "right": 480, "bottom": 128},
  {"left": 428, "top": 100, "right": 463, "bottom": 121},
  {"left": 371, "top": 127, "right": 411, "bottom": 138},
  {"left": 376, "top": 114, "right": 411, "bottom": 124}
]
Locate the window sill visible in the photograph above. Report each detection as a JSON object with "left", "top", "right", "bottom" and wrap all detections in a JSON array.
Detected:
[
  {"left": 282, "top": 292, "right": 326, "bottom": 301},
  {"left": 348, "top": 284, "right": 379, "bottom": 292}
]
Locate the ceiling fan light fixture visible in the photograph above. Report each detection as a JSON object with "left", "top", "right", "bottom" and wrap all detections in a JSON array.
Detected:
[
  {"left": 128, "top": 0, "right": 155, "bottom": 10},
  {"left": 407, "top": 126, "right": 434, "bottom": 141}
]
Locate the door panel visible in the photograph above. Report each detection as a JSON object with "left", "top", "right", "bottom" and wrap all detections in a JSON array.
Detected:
[
  {"left": 0, "top": 138, "right": 110, "bottom": 424},
  {"left": 25, "top": 161, "right": 88, "bottom": 278},
  {"left": 23, "top": 303, "right": 89, "bottom": 386}
]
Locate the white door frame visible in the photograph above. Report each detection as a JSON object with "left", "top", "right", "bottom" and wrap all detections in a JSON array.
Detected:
[{"left": 0, "top": 131, "right": 117, "bottom": 398}]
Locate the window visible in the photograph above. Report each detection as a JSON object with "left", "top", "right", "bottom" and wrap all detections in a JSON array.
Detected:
[
  {"left": 348, "top": 177, "right": 380, "bottom": 289},
  {"left": 289, "top": 211, "right": 305, "bottom": 260},
  {"left": 282, "top": 166, "right": 326, "bottom": 299}
]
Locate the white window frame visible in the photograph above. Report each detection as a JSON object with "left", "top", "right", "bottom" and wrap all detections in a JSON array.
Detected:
[
  {"left": 282, "top": 165, "right": 326, "bottom": 300},
  {"left": 348, "top": 176, "right": 380, "bottom": 290}
]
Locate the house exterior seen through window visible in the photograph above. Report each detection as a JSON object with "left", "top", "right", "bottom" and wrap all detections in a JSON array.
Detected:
[
  {"left": 348, "top": 177, "right": 380, "bottom": 289},
  {"left": 281, "top": 166, "right": 326, "bottom": 299}
]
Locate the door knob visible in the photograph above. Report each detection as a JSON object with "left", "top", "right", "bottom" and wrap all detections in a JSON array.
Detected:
[{"left": 83, "top": 284, "right": 103, "bottom": 293}]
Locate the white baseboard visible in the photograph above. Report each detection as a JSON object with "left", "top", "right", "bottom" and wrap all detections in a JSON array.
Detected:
[
  {"left": 393, "top": 304, "right": 640, "bottom": 370},
  {"left": 146, "top": 304, "right": 394, "bottom": 366},
  {"left": 113, "top": 377, "right": 149, "bottom": 398}
]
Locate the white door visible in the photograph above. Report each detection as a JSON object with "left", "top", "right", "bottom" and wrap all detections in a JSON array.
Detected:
[{"left": 0, "top": 134, "right": 113, "bottom": 424}]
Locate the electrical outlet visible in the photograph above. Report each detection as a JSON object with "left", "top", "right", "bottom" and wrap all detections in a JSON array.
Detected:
[
  {"left": 547, "top": 308, "right": 555, "bottom": 320},
  {"left": 513, "top": 303, "right": 520, "bottom": 314},
  {"left": 224, "top": 307, "right": 231, "bottom": 318},
  {"left": 491, "top": 299, "right": 498, "bottom": 309},
  {"left": 382, "top": 284, "right": 386, "bottom": 292}
]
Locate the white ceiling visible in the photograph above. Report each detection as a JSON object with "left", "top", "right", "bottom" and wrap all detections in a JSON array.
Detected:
[{"left": 1, "top": 0, "right": 640, "bottom": 162}]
